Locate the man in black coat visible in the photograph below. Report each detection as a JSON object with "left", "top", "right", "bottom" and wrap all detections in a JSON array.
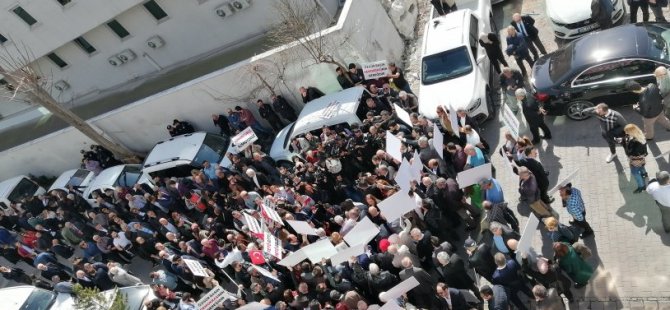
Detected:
[
  {"left": 465, "top": 237, "right": 496, "bottom": 282},
  {"left": 256, "top": 99, "right": 285, "bottom": 131},
  {"left": 517, "top": 88, "right": 551, "bottom": 144},
  {"left": 627, "top": 80, "right": 670, "bottom": 140},
  {"left": 271, "top": 95, "right": 297, "bottom": 122},
  {"left": 511, "top": 13, "right": 547, "bottom": 60},
  {"left": 515, "top": 146, "right": 553, "bottom": 203},
  {"left": 456, "top": 109, "right": 480, "bottom": 146},
  {"left": 410, "top": 227, "right": 436, "bottom": 271},
  {"left": 479, "top": 32, "right": 508, "bottom": 74},
  {"left": 434, "top": 282, "right": 469, "bottom": 310},
  {"left": 335, "top": 67, "right": 354, "bottom": 89},
  {"left": 211, "top": 114, "right": 232, "bottom": 136},
  {"left": 435, "top": 251, "right": 483, "bottom": 303},
  {"left": 299, "top": 86, "right": 324, "bottom": 104},
  {"left": 399, "top": 257, "right": 437, "bottom": 309}
]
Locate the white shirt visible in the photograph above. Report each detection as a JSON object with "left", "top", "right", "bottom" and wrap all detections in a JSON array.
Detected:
[
  {"left": 647, "top": 182, "right": 670, "bottom": 206},
  {"left": 466, "top": 130, "right": 481, "bottom": 146},
  {"left": 113, "top": 232, "right": 131, "bottom": 249}
]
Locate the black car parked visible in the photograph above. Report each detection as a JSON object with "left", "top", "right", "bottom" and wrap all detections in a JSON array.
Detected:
[{"left": 531, "top": 23, "right": 670, "bottom": 120}]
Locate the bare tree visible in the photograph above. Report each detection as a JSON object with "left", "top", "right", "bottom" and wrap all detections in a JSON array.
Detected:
[
  {"left": 0, "top": 43, "right": 141, "bottom": 162},
  {"left": 270, "top": 0, "right": 354, "bottom": 84}
]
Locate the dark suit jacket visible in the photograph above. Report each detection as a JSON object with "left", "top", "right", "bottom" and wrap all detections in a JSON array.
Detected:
[
  {"left": 436, "top": 254, "right": 475, "bottom": 290},
  {"left": 515, "top": 157, "right": 548, "bottom": 190},
  {"left": 399, "top": 267, "right": 436, "bottom": 308},
  {"left": 511, "top": 15, "right": 539, "bottom": 38},
  {"left": 433, "top": 288, "right": 469, "bottom": 310}
]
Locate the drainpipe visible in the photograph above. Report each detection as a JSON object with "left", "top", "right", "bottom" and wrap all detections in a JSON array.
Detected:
[{"left": 142, "top": 52, "right": 163, "bottom": 71}]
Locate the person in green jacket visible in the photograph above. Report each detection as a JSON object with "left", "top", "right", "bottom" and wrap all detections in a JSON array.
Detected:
[{"left": 553, "top": 242, "right": 593, "bottom": 288}]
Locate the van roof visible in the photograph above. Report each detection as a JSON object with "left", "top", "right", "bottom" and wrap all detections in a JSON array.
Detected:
[
  {"left": 143, "top": 132, "right": 208, "bottom": 169},
  {"left": 0, "top": 175, "right": 28, "bottom": 198},
  {"left": 422, "top": 10, "right": 470, "bottom": 57},
  {"left": 292, "top": 87, "right": 366, "bottom": 136}
]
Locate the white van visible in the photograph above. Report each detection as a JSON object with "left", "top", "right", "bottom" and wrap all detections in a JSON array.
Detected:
[
  {"left": 141, "top": 131, "right": 232, "bottom": 179},
  {"left": 0, "top": 175, "right": 46, "bottom": 211},
  {"left": 270, "top": 87, "right": 409, "bottom": 164},
  {"left": 419, "top": 0, "right": 495, "bottom": 122},
  {"left": 82, "top": 164, "right": 148, "bottom": 204}
]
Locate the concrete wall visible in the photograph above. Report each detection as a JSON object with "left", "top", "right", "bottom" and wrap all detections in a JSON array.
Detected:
[{"left": 0, "top": 0, "right": 404, "bottom": 179}]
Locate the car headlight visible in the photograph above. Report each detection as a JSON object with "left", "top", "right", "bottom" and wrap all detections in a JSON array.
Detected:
[
  {"left": 550, "top": 18, "right": 567, "bottom": 27},
  {"left": 468, "top": 98, "right": 482, "bottom": 113}
]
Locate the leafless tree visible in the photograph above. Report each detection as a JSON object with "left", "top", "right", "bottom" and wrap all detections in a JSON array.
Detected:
[
  {"left": 270, "top": 0, "right": 354, "bottom": 84},
  {"left": 0, "top": 42, "right": 141, "bottom": 162}
]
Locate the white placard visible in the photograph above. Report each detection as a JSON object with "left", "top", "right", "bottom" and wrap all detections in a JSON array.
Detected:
[
  {"left": 231, "top": 126, "right": 258, "bottom": 152},
  {"left": 251, "top": 265, "right": 281, "bottom": 283},
  {"left": 410, "top": 151, "right": 423, "bottom": 182},
  {"left": 343, "top": 217, "right": 380, "bottom": 246},
  {"left": 382, "top": 276, "right": 419, "bottom": 301},
  {"left": 386, "top": 131, "right": 403, "bottom": 162},
  {"left": 184, "top": 259, "right": 209, "bottom": 278},
  {"left": 197, "top": 286, "right": 236, "bottom": 310},
  {"left": 286, "top": 220, "right": 319, "bottom": 236},
  {"left": 393, "top": 103, "right": 412, "bottom": 127},
  {"left": 394, "top": 158, "right": 412, "bottom": 192},
  {"left": 516, "top": 213, "right": 540, "bottom": 264},
  {"left": 304, "top": 238, "right": 338, "bottom": 263},
  {"left": 243, "top": 213, "right": 262, "bottom": 234},
  {"left": 456, "top": 163, "right": 493, "bottom": 188},
  {"left": 362, "top": 60, "right": 390, "bottom": 80},
  {"left": 378, "top": 191, "right": 417, "bottom": 222},
  {"left": 263, "top": 231, "right": 284, "bottom": 260},
  {"left": 219, "top": 248, "right": 243, "bottom": 268},
  {"left": 433, "top": 124, "right": 444, "bottom": 159},
  {"left": 277, "top": 249, "right": 308, "bottom": 267},
  {"left": 448, "top": 107, "right": 460, "bottom": 136},
  {"left": 548, "top": 169, "right": 579, "bottom": 196},
  {"left": 501, "top": 103, "right": 520, "bottom": 139},
  {"left": 237, "top": 302, "right": 268, "bottom": 310},
  {"left": 261, "top": 204, "right": 283, "bottom": 225},
  {"left": 329, "top": 243, "right": 367, "bottom": 266}
]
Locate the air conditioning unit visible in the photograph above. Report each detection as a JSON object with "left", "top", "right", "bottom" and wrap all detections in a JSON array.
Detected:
[
  {"left": 146, "top": 35, "right": 165, "bottom": 49},
  {"left": 230, "top": 0, "right": 250, "bottom": 11},
  {"left": 215, "top": 3, "right": 234, "bottom": 18},
  {"left": 108, "top": 55, "right": 122, "bottom": 66},
  {"left": 117, "top": 49, "right": 137, "bottom": 62},
  {"left": 54, "top": 80, "right": 70, "bottom": 91}
]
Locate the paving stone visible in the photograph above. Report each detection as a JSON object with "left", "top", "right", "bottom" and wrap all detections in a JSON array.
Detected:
[
  {"left": 628, "top": 301, "right": 645, "bottom": 310},
  {"left": 657, "top": 301, "right": 670, "bottom": 310}
]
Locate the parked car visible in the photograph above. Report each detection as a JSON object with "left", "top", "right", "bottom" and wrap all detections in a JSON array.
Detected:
[
  {"left": 547, "top": 0, "right": 624, "bottom": 40},
  {"left": 141, "top": 131, "right": 232, "bottom": 179},
  {"left": 531, "top": 23, "right": 670, "bottom": 120},
  {"left": 0, "top": 175, "right": 45, "bottom": 211},
  {"left": 48, "top": 169, "right": 96, "bottom": 194},
  {"left": 1, "top": 285, "right": 156, "bottom": 310},
  {"left": 82, "top": 164, "right": 150, "bottom": 204},
  {"left": 419, "top": 0, "right": 496, "bottom": 122}
]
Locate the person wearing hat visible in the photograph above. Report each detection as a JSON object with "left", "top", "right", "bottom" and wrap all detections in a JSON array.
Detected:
[
  {"left": 647, "top": 170, "right": 670, "bottom": 233},
  {"left": 465, "top": 237, "right": 496, "bottom": 282}
]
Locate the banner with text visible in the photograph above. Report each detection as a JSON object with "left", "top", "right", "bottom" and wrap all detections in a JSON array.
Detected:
[{"left": 362, "top": 60, "right": 390, "bottom": 80}]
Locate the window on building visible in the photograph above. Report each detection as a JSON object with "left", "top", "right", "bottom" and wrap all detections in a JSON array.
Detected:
[
  {"left": 56, "top": 0, "right": 72, "bottom": 6},
  {"left": 73, "top": 36, "right": 96, "bottom": 54},
  {"left": 12, "top": 6, "right": 38, "bottom": 26},
  {"left": 143, "top": 1, "right": 168, "bottom": 21},
  {"left": 0, "top": 33, "right": 7, "bottom": 44},
  {"left": 46, "top": 53, "right": 68, "bottom": 68},
  {"left": 106, "top": 20, "right": 130, "bottom": 38}
]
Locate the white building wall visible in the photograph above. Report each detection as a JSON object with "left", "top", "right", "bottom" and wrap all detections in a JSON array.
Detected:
[{"left": 0, "top": 0, "right": 404, "bottom": 179}]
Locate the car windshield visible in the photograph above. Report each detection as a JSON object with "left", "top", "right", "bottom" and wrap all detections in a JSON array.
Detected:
[
  {"left": 421, "top": 46, "right": 473, "bottom": 85},
  {"left": 644, "top": 24, "right": 670, "bottom": 60},
  {"left": 66, "top": 170, "right": 91, "bottom": 188},
  {"left": 8, "top": 178, "right": 39, "bottom": 202},
  {"left": 19, "top": 288, "right": 56, "bottom": 310},
  {"left": 115, "top": 165, "right": 142, "bottom": 188},
  {"left": 548, "top": 44, "right": 574, "bottom": 83},
  {"left": 193, "top": 133, "right": 230, "bottom": 166}
]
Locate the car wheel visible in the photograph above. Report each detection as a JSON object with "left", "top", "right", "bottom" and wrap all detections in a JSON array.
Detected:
[{"left": 565, "top": 100, "right": 594, "bottom": 121}]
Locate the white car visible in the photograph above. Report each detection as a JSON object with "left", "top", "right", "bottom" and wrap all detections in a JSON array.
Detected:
[
  {"left": 419, "top": 0, "right": 496, "bottom": 122},
  {"left": 547, "top": 0, "right": 625, "bottom": 40},
  {"left": 1, "top": 285, "right": 156, "bottom": 310},
  {"left": 82, "top": 164, "right": 150, "bottom": 205},
  {"left": 0, "top": 175, "right": 45, "bottom": 211}
]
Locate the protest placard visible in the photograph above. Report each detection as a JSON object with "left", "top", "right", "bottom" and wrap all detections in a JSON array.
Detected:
[
  {"left": 343, "top": 217, "right": 380, "bottom": 246},
  {"left": 378, "top": 191, "right": 417, "bottom": 222},
  {"left": 501, "top": 103, "right": 520, "bottom": 139},
  {"left": 456, "top": 163, "right": 492, "bottom": 188},
  {"left": 197, "top": 286, "right": 236, "bottom": 310},
  {"left": 231, "top": 126, "right": 258, "bottom": 152},
  {"left": 362, "top": 60, "right": 390, "bottom": 79},
  {"left": 286, "top": 220, "right": 319, "bottom": 236},
  {"left": 433, "top": 124, "right": 444, "bottom": 159},
  {"left": 184, "top": 258, "right": 209, "bottom": 278},
  {"left": 386, "top": 131, "right": 403, "bottom": 162}
]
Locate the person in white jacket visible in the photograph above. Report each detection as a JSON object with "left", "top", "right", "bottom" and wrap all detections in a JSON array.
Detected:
[{"left": 108, "top": 264, "right": 143, "bottom": 287}]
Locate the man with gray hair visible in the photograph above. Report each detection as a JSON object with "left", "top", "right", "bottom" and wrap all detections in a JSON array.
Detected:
[
  {"left": 516, "top": 87, "right": 551, "bottom": 145},
  {"left": 418, "top": 136, "right": 448, "bottom": 173},
  {"left": 435, "top": 251, "right": 483, "bottom": 303},
  {"left": 397, "top": 90, "right": 418, "bottom": 113},
  {"left": 647, "top": 170, "right": 670, "bottom": 233},
  {"left": 398, "top": 257, "right": 436, "bottom": 309},
  {"left": 533, "top": 284, "right": 566, "bottom": 310}
]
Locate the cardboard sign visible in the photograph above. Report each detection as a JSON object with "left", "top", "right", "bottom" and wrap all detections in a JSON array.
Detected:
[
  {"left": 303, "top": 238, "right": 338, "bottom": 263},
  {"left": 197, "top": 285, "right": 236, "bottom": 310},
  {"left": 410, "top": 151, "right": 423, "bottom": 182},
  {"left": 329, "top": 243, "right": 367, "bottom": 266},
  {"left": 237, "top": 302, "right": 268, "bottom": 310},
  {"left": 231, "top": 126, "right": 258, "bottom": 152},
  {"left": 263, "top": 231, "right": 284, "bottom": 260},
  {"left": 378, "top": 190, "right": 417, "bottom": 222},
  {"left": 261, "top": 204, "right": 283, "bottom": 225},
  {"left": 382, "top": 276, "right": 419, "bottom": 301},
  {"left": 251, "top": 265, "right": 281, "bottom": 283},
  {"left": 184, "top": 259, "right": 209, "bottom": 278},
  {"left": 286, "top": 220, "right": 319, "bottom": 236},
  {"left": 448, "top": 107, "right": 460, "bottom": 136},
  {"left": 362, "top": 60, "right": 390, "bottom": 80},
  {"left": 393, "top": 103, "right": 412, "bottom": 126},
  {"left": 343, "top": 217, "right": 380, "bottom": 246},
  {"left": 456, "top": 163, "right": 493, "bottom": 188},
  {"left": 516, "top": 213, "right": 540, "bottom": 263},
  {"left": 243, "top": 213, "right": 262, "bottom": 234},
  {"left": 277, "top": 249, "right": 308, "bottom": 267},
  {"left": 433, "top": 124, "right": 444, "bottom": 159},
  {"left": 386, "top": 131, "right": 403, "bottom": 162},
  {"left": 501, "top": 103, "right": 520, "bottom": 139},
  {"left": 548, "top": 169, "right": 579, "bottom": 196},
  {"left": 394, "top": 158, "right": 412, "bottom": 192}
]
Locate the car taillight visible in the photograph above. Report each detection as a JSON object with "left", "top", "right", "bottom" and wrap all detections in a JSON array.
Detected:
[{"left": 534, "top": 92, "right": 550, "bottom": 102}]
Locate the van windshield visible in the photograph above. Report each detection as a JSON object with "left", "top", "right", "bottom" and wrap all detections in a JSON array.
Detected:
[
  {"left": 115, "top": 165, "right": 142, "bottom": 188},
  {"left": 19, "top": 288, "right": 56, "bottom": 310},
  {"left": 193, "top": 133, "right": 230, "bottom": 166},
  {"left": 421, "top": 46, "right": 473, "bottom": 85},
  {"left": 8, "top": 178, "right": 39, "bottom": 202}
]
